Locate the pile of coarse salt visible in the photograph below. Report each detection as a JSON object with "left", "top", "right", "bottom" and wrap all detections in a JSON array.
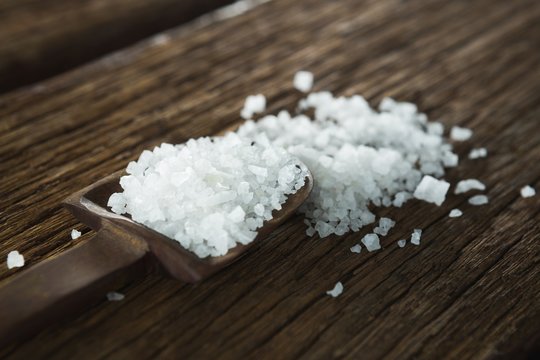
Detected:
[
  {"left": 237, "top": 87, "right": 457, "bottom": 238},
  {"left": 108, "top": 132, "right": 308, "bottom": 258}
]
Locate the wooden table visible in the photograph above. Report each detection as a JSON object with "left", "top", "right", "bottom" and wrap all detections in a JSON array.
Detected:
[{"left": 1, "top": 0, "right": 539, "bottom": 358}]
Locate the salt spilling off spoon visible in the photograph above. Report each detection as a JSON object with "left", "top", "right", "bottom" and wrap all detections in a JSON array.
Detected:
[{"left": 238, "top": 88, "right": 457, "bottom": 238}]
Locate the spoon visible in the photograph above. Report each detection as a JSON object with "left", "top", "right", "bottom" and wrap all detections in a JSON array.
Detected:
[{"left": 0, "top": 153, "right": 313, "bottom": 346}]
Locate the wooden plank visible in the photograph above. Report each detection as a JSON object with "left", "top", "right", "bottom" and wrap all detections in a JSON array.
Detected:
[
  {"left": 0, "top": 0, "right": 234, "bottom": 93},
  {"left": 1, "top": 0, "right": 539, "bottom": 358}
]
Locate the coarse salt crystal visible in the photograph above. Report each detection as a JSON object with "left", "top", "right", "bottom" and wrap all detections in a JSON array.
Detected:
[
  {"left": 449, "top": 209, "right": 463, "bottom": 218},
  {"left": 241, "top": 94, "right": 266, "bottom": 119},
  {"left": 350, "top": 244, "right": 362, "bottom": 253},
  {"left": 293, "top": 71, "right": 314, "bottom": 92},
  {"left": 361, "top": 233, "right": 381, "bottom": 252},
  {"left": 413, "top": 175, "right": 450, "bottom": 206},
  {"left": 410, "top": 229, "right": 422, "bottom": 245},
  {"left": 106, "top": 292, "right": 125, "bottom": 301},
  {"left": 468, "top": 147, "right": 487, "bottom": 159},
  {"left": 397, "top": 239, "right": 406, "bottom": 248},
  {"left": 373, "top": 217, "right": 396, "bottom": 236},
  {"left": 520, "top": 185, "right": 536, "bottom": 198},
  {"left": 455, "top": 179, "right": 486, "bottom": 194},
  {"left": 326, "top": 281, "right": 344, "bottom": 297},
  {"left": 71, "top": 229, "right": 81, "bottom": 239},
  {"left": 450, "top": 126, "right": 473, "bottom": 141},
  {"left": 7, "top": 251, "right": 24, "bottom": 269},
  {"left": 468, "top": 195, "right": 489, "bottom": 205}
]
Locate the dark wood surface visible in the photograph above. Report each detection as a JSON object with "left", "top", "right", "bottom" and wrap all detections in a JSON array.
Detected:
[
  {"left": 0, "top": 0, "right": 233, "bottom": 93},
  {"left": 1, "top": 0, "right": 539, "bottom": 358}
]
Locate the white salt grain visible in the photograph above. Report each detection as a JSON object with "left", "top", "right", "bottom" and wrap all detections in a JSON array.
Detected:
[
  {"left": 410, "top": 229, "right": 422, "bottom": 245},
  {"left": 468, "top": 147, "right": 487, "bottom": 159},
  {"left": 326, "top": 281, "right": 344, "bottom": 297},
  {"left": 361, "top": 233, "right": 381, "bottom": 252},
  {"left": 6, "top": 251, "right": 24, "bottom": 269},
  {"left": 468, "top": 195, "right": 489, "bottom": 205},
  {"left": 455, "top": 179, "right": 486, "bottom": 194},
  {"left": 373, "top": 217, "right": 396, "bottom": 236},
  {"left": 520, "top": 185, "right": 536, "bottom": 198},
  {"left": 293, "top": 71, "right": 314, "bottom": 92},
  {"left": 350, "top": 244, "right": 362, "bottom": 253},
  {"left": 449, "top": 209, "right": 463, "bottom": 218},
  {"left": 397, "top": 239, "right": 406, "bottom": 248},
  {"left": 450, "top": 126, "right": 473, "bottom": 141},
  {"left": 241, "top": 94, "right": 266, "bottom": 119},
  {"left": 106, "top": 292, "right": 125, "bottom": 301},
  {"left": 413, "top": 175, "right": 450, "bottom": 206},
  {"left": 71, "top": 229, "right": 81, "bottom": 240}
]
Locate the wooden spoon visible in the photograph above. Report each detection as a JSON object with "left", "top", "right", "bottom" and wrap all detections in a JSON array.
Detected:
[{"left": 0, "top": 162, "right": 313, "bottom": 346}]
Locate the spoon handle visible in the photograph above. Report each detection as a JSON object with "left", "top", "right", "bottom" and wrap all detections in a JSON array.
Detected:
[{"left": 0, "top": 229, "right": 150, "bottom": 346}]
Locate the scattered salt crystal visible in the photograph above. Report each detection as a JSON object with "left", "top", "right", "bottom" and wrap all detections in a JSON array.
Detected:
[
  {"left": 520, "top": 185, "right": 536, "bottom": 198},
  {"left": 240, "top": 94, "right": 266, "bottom": 119},
  {"left": 361, "top": 233, "right": 381, "bottom": 252},
  {"left": 468, "top": 195, "right": 489, "bottom": 205},
  {"left": 449, "top": 209, "right": 463, "bottom": 218},
  {"left": 410, "top": 229, "right": 422, "bottom": 245},
  {"left": 109, "top": 133, "right": 308, "bottom": 258},
  {"left": 397, "top": 239, "right": 406, "bottom": 248},
  {"left": 413, "top": 175, "right": 450, "bottom": 206},
  {"left": 373, "top": 217, "right": 395, "bottom": 236},
  {"left": 71, "top": 229, "right": 81, "bottom": 239},
  {"left": 326, "top": 282, "right": 344, "bottom": 297},
  {"left": 468, "top": 147, "right": 487, "bottom": 159},
  {"left": 450, "top": 126, "right": 473, "bottom": 141},
  {"left": 455, "top": 179, "right": 486, "bottom": 194},
  {"left": 106, "top": 292, "right": 125, "bottom": 301},
  {"left": 293, "top": 71, "right": 314, "bottom": 92},
  {"left": 6, "top": 251, "right": 24, "bottom": 269},
  {"left": 350, "top": 244, "right": 362, "bottom": 253}
]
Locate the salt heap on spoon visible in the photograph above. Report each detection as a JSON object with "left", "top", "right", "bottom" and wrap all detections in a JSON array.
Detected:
[{"left": 108, "top": 132, "right": 308, "bottom": 258}]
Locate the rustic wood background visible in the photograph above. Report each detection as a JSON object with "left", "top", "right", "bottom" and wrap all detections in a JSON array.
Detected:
[
  {"left": 1, "top": 0, "right": 539, "bottom": 358},
  {"left": 0, "top": 0, "right": 233, "bottom": 93}
]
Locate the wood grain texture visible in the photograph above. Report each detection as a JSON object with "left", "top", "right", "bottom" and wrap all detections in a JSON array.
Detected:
[
  {"left": 1, "top": 0, "right": 539, "bottom": 358},
  {"left": 0, "top": 0, "right": 233, "bottom": 93}
]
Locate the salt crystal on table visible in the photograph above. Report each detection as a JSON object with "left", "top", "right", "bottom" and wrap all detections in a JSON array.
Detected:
[
  {"left": 373, "top": 217, "right": 396, "bottom": 236},
  {"left": 397, "top": 239, "right": 406, "bottom": 248},
  {"left": 235, "top": 77, "right": 460, "bottom": 238},
  {"left": 350, "top": 244, "right": 362, "bottom": 253},
  {"left": 7, "top": 251, "right": 24, "bottom": 269},
  {"left": 106, "top": 292, "right": 125, "bottom": 301},
  {"left": 520, "top": 185, "right": 536, "bottom": 198},
  {"left": 468, "top": 195, "right": 489, "bottom": 205},
  {"left": 468, "top": 147, "right": 487, "bottom": 159},
  {"left": 413, "top": 175, "right": 450, "bottom": 206},
  {"left": 410, "top": 229, "right": 422, "bottom": 245},
  {"left": 293, "top": 71, "right": 314, "bottom": 92},
  {"left": 449, "top": 209, "right": 463, "bottom": 218},
  {"left": 71, "top": 229, "right": 81, "bottom": 239},
  {"left": 326, "top": 282, "right": 344, "bottom": 297},
  {"left": 450, "top": 126, "right": 473, "bottom": 141},
  {"left": 241, "top": 94, "right": 266, "bottom": 119},
  {"left": 361, "top": 233, "right": 381, "bottom": 252},
  {"left": 455, "top": 179, "right": 486, "bottom": 194}
]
